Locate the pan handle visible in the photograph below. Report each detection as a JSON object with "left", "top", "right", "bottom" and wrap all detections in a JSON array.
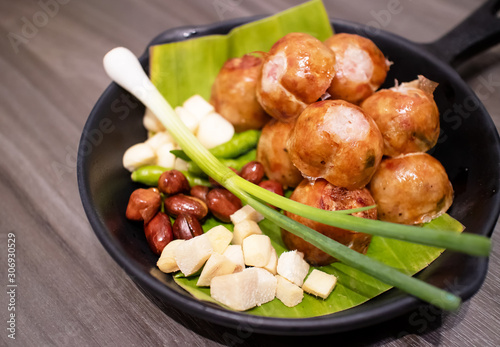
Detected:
[{"left": 423, "top": 0, "right": 500, "bottom": 67}]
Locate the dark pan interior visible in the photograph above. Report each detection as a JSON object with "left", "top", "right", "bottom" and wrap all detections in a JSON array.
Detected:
[{"left": 77, "top": 17, "right": 500, "bottom": 335}]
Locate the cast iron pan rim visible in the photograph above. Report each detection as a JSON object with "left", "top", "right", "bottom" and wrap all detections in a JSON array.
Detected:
[{"left": 77, "top": 16, "right": 500, "bottom": 335}]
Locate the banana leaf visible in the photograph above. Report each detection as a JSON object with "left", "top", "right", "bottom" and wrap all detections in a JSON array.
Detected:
[
  {"left": 149, "top": 0, "right": 464, "bottom": 318},
  {"left": 174, "top": 214, "right": 462, "bottom": 318},
  {"left": 150, "top": 0, "right": 332, "bottom": 107}
]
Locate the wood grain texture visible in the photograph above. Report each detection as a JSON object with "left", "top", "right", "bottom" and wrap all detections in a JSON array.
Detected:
[{"left": 0, "top": 0, "right": 498, "bottom": 346}]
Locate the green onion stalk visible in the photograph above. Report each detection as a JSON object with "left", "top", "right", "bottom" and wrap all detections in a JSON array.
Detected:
[{"left": 104, "top": 47, "right": 491, "bottom": 310}]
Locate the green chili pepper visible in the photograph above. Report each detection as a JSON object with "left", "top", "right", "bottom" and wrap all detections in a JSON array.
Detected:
[
  {"left": 222, "top": 149, "right": 257, "bottom": 170},
  {"left": 131, "top": 165, "right": 169, "bottom": 186},
  {"left": 183, "top": 173, "right": 211, "bottom": 187},
  {"left": 186, "top": 162, "right": 205, "bottom": 176},
  {"left": 188, "top": 149, "right": 257, "bottom": 176},
  {"left": 209, "top": 130, "right": 261, "bottom": 158},
  {"left": 131, "top": 165, "right": 210, "bottom": 187},
  {"left": 171, "top": 129, "right": 261, "bottom": 161}
]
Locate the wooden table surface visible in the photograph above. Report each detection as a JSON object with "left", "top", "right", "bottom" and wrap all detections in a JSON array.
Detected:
[{"left": 1, "top": 0, "right": 499, "bottom": 346}]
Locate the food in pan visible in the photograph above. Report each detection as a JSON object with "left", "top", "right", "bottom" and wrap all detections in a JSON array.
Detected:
[
  {"left": 282, "top": 178, "right": 376, "bottom": 266},
  {"left": 324, "top": 33, "right": 391, "bottom": 104},
  {"left": 369, "top": 153, "right": 454, "bottom": 224},
  {"left": 361, "top": 75, "right": 440, "bottom": 157},
  {"left": 287, "top": 99, "right": 384, "bottom": 190},
  {"left": 210, "top": 54, "right": 271, "bottom": 132},
  {"left": 111, "top": 1, "right": 491, "bottom": 315},
  {"left": 256, "top": 32, "right": 336, "bottom": 122},
  {"left": 124, "top": 32, "right": 456, "bottom": 311},
  {"left": 256, "top": 119, "right": 303, "bottom": 189}
]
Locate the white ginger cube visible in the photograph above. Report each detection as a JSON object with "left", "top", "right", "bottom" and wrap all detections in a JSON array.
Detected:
[
  {"left": 174, "top": 234, "right": 213, "bottom": 276},
  {"left": 122, "top": 142, "right": 156, "bottom": 172},
  {"left": 242, "top": 235, "right": 272, "bottom": 267},
  {"left": 145, "top": 131, "right": 175, "bottom": 151},
  {"left": 206, "top": 225, "right": 233, "bottom": 254},
  {"left": 143, "top": 108, "right": 166, "bottom": 132},
  {"left": 277, "top": 250, "right": 310, "bottom": 287},
  {"left": 156, "top": 142, "right": 176, "bottom": 168},
  {"left": 210, "top": 269, "right": 258, "bottom": 311},
  {"left": 276, "top": 275, "right": 303, "bottom": 307},
  {"left": 197, "top": 253, "right": 236, "bottom": 287},
  {"left": 183, "top": 94, "right": 214, "bottom": 122},
  {"left": 175, "top": 106, "right": 199, "bottom": 133},
  {"left": 232, "top": 220, "right": 262, "bottom": 245},
  {"left": 244, "top": 267, "right": 277, "bottom": 306},
  {"left": 302, "top": 269, "right": 337, "bottom": 299},
  {"left": 157, "top": 240, "right": 185, "bottom": 273},
  {"left": 262, "top": 247, "right": 278, "bottom": 275},
  {"left": 230, "top": 205, "right": 265, "bottom": 225},
  {"left": 173, "top": 157, "right": 189, "bottom": 171},
  {"left": 196, "top": 112, "right": 234, "bottom": 149},
  {"left": 222, "top": 245, "right": 245, "bottom": 273}
]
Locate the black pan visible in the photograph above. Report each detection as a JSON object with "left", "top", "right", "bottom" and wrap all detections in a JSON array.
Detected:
[{"left": 77, "top": 1, "right": 500, "bottom": 335}]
